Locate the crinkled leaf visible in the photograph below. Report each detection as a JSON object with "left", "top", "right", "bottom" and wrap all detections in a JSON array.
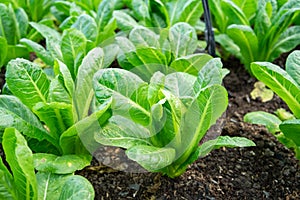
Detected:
[
  {"left": 244, "top": 111, "right": 282, "bottom": 134},
  {"left": 15, "top": 7, "right": 28, "bottom": 38},
  {"left": 53, "top": 59, "right": 74, "bottom": 98},
  {"left": 6, "top": 59, "right": 50, "bottom": 109}
]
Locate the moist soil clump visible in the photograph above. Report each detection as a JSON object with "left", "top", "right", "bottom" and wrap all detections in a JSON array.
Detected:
[{"left": 77, "top": 56, "right": 300, "bottom": 199}]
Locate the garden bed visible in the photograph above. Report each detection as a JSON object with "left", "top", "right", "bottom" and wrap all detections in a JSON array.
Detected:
[{"left": 75, "top": 57, "right": 300, "bottom": 199}]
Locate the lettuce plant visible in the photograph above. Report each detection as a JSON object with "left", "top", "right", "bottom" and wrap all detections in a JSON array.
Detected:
[
  {"left": 244, "top": 50, "right": 300, "bottom": 159},
  {"left": 1, "top": 0, "right": 54, "bottom": 22},
  {"left": 93, "top": 58, "right": 255, "bottom": 178},
  {"left": 0, "top": 47, "right": 113, "bottom": 173},
  {"left": 0, "top": 127, "right": 94, "bottom": 199},
  {"left": 116, "top": 22, "right": 211, "bottom": 81},
  {"left": 113, "top": 0, "right": 203, "bottom": 31},
  {"left": 0, "top": 3, "right": 29, "bottom": 68},
  {"left": 209, "top": 0, "right": 300, "bottom": 72},
  {"left": 52, "top": 0, "right": 121, "bottom": 46}
]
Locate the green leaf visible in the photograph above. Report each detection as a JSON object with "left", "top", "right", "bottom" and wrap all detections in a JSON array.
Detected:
[
  {"left": 270, "top": 26, "right": 300, "bottom": 62},
  {"left": 49, "top": 77, "right": 71, "bottom": 104},
  {"left": 132, "top": 0, "right": 151, "bottom": 22},
  {"left": 198, "top": 136, "right": 256, "bottom": 158},
  {"left": 95, "top": 115, "right": 151, "bottom": 149},
  {"left": 3, "top": 128, "right": 38, "bottom": 199},
  {"left": 6, "top": 59, "right": 50, "bottom": 109},
  {"left": 169, "top": 22, "right": 197, "bottom": 58},
  {"left": 96, "top": 0, "right": 114, "bottom": 31},
  {"left": 0, "top": 157, "right": 16, "bottom": 200},
  {"left": 254, "top": 0, "right": 272, "bottom": 41},
  {"left": 0, "top": 95, "right": 58, "bottom": 149},
  {"left": 221, "top": 0, "right": 249, "bottom": 26},
  {"left": 173, "top": 85, "right": 228, "bottom": 169},
  {"left": 93, "top": 68, "right": 150, "bottom": 124},
  {"left": 129, "top": 27, "right": 159, "bottom": 48},
  {"left": 5, "top": 45, "right": 29, "bottom": 64},
  {"left": 61, "top": 28, "right": 87, "bottom": 79},
  {"left": 286, "top": 50, "right": 300, "bottom": 87},
  {"left": 71, "top": 14, "right": 97, "bottom": 41},
  {"left": 74, "top": 47, "right": 105, "bottom": 120},
  {"left": 20, "top": 38, "right": 54, "bottom": 66},
  {"left": 113, "top": 10, "right": 139, "bottom": 31},
  {"left": 54, "top": 59, "right": 75, "bottom": 98},
  {"left": 0, "top": 36, "right": 7, "bottom": 67},
  {"left": 177, "top": 0, "right": 203, "bottom": 26},
  {"left": 244, "top": 111, "right": 282, "bottom": 134},
  {"left": 30, "top": 22, "right": 63, "bottom": 60},
  {"left": 126, "top": 145, "right": 176, "bottom": 172},
  {"left": 164, "top": 72, "right": 197, "bottom": 97},
  {"left": 15, "top": 7, "right": 28, "bottom": 38},
  {"left": 194, "top": 58, "right": 229, "bottom": 90},
  {"left": 33, "top": 102, "right": 73, "bottom": 140},
  {"left": 126, "top": 47, "right": 168, "bottom": 81},
  {"left": 34, "top": 154, "right": 91, "bottom": 174},
  {"left": 227, "top": 25, "right": 258, "bottom": 69},
  {"left": 170, "top": 53, "right": 212, "bottom": 76},
  {"left": 36, "top": 172, "right": 72, "bottom": 200},
  {"left": 58, "top": 175, "right": 95, "bottom": 200},
  {"left": 251, "top": 62, "right": 300, "bottom": 118},
  {"left": 60, "top": 102, "right": 111, "bottom": 155},
  {"left": 0, "top": 4, "right": 19, "bottom": 45},
  {"left": 279, "top": 119, "right": 300, "bottom": 146}
]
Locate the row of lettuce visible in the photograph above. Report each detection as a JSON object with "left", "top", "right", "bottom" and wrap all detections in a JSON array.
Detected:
[{"left": 0, "top": 0, "right": 299, "bottom": 199}]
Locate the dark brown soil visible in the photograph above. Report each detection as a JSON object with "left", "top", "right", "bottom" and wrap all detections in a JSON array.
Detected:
[
  {"left": 1, "top": 55, "right": 299, "bottom": 199},
  {"left": 76, "top": 56, "right": 300, "bottom": 200}
]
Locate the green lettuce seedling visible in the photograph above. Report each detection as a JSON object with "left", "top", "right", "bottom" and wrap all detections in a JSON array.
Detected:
[
  {"left": 244, "top": 50, "right": 300, "bottom": 159},
  {"left": 93, "top": 58, "right": 255, "bottom": 178}
]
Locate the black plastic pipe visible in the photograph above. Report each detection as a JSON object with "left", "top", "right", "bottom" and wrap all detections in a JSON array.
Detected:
[{"left": 202, "top": 0, "right": 216, "bottom": 57}]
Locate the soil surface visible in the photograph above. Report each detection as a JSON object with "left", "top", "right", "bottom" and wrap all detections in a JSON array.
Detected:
[{"left": 1, "top": 54, "right": 299, "bottom": 200}]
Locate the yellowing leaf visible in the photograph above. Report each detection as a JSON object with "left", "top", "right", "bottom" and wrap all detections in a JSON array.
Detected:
[{"left": 250, "top": 81, "right": 274, "bottom": 102}]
